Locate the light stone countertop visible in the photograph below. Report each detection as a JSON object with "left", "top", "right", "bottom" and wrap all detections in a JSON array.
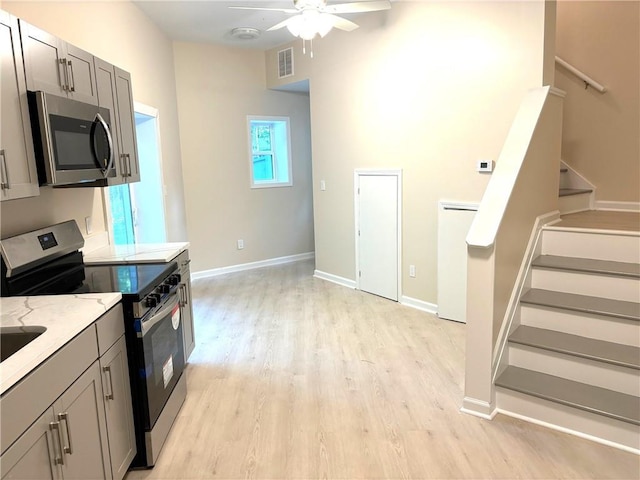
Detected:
[
  {"left": 0, "top": 293, "right": 122, "bottom": 396},
  {"left": 83, "top": 242, "right": 190, "bottom": 265}
]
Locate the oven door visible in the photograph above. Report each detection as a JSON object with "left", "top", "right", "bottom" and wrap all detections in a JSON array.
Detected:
[{"left": 137, "top": 291, "right": 185, "bottom": 429}]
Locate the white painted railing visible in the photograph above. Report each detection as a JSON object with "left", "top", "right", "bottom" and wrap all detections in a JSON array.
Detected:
[
  {"left": 462, "top": 85, "right": 565, "bottom": 419},
  {"left": 555, "top": 56, "right": 607, "bottom": 93}
]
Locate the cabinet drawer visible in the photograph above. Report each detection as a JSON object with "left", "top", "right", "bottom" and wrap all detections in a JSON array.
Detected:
[
  {"left": 0, "top": 326, "right": 98, "bottom": 455},
  {"left": 95, "top": 304, "right": 125, "bottom": 356}
]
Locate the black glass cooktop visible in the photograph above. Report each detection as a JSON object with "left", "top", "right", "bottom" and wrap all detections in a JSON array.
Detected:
[
  {"left": 1, "top": 251, "right": 176, "bottom": 301},
  {"left": 81, "top": 263, "right": 176, "bottom": 300}
]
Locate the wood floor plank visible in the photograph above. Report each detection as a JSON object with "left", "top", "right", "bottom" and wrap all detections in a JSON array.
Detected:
[{"left": 125, "top": 260, "right": 639, "bottom": 480}]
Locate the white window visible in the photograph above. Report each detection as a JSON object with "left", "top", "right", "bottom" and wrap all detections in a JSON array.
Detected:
[{"left": 247, "top": 116, "right": 292, "bottom": 188}]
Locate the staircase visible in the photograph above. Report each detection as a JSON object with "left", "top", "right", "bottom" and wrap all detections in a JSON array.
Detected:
[
  {"left": 558, "top": 164, "right": 594, "bottom": 214},
  {"left": 495, "top": 220, "right": 640, "bottom": 452}
]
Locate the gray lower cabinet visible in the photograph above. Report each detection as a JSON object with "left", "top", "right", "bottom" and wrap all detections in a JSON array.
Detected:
[
  {"left": 99, "top": 336, "right": 136, "bottom": 480},
  {"left": 0, "top": 306, "right": 137, "bottom": 480},
  {"left": 94, "top": 59, "right": 140, "bottom": 185},
  {"left": 0, "top": 11, "right": 40, "bottom": 201},
  {"left": 19, "top": 19, "right": 98, "bottom": 105},
  {"left": 1, "top": 362, "right": 110, "bottom": 480},
  {"left": 0, "top": 406, "right": 58, "bottom": 479},
  {"left": 177, "top": 250, "right": 195, "bottom": 361}
]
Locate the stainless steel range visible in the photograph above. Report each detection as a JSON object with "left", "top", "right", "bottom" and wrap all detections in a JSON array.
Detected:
[{"left": 0, "top": 220, "right": 186, "bottom": 468}]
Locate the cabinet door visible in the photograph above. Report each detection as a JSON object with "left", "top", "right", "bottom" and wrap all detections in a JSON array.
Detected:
[
  {"left": 0, "top": 406, "right": 61, "bottom": 480},
  {"left": 54, "top": 362, "right": 110, "bottom": 480},
  {"left": 19, "top": 20, "right": 66, "bottom": 96},
  {"left": 100, "top": 336, "right": 136, "bottom": 480},
  {"left": 114, "top": 67, "right": 140, "bottom": 183},
  {"left": 0, "top": 12, "right": 40, "bottom": 201},
  {"left": 94, "top": 57, "right": 125, "bottom": 185},
  {"left": 180, "top": 273, "right": 196, "bottom": 362},
  {"left": 65, "top": 44, "right": 98, "bottom": 105}
]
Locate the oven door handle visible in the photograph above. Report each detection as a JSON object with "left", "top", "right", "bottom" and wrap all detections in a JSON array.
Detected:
[{"left": 141, "top": 292, "right": 180, "bottom": 337}]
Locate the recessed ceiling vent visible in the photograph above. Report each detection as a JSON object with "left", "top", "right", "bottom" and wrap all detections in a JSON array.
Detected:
[
  {"left": 278, "top": 48, "right": 294, "bottom": 78},
  {"left": 230, "top": 27, "right": 261, "bottom": 40}
]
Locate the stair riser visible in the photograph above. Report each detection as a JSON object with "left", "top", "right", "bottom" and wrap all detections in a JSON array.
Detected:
[
  {"left": 520, "top": 305, "right": 640, "bottom": 347},
  {"left": 508, "top": 344, "right": 640, "bottom": 396},
  {"left": 558, "top": 193, "right": 592, "bottom": 214},
  {"left": 531, "top": 269, "right": 640, "bottom": 303},
  {"left": 496, "top": 388, "right": 640, "bottom": 452},
  {"left": 541, "top": 230, "right": 640, "bottom": 263}
]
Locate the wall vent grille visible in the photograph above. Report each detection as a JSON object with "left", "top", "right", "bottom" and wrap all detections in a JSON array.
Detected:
[{"left": 278, "top": 48, "right": 294, "bottom": 78}]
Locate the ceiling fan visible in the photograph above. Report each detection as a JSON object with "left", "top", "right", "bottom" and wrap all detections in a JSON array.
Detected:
[{"left": 230, "top": 0, "right": 392, "bottom": 40}]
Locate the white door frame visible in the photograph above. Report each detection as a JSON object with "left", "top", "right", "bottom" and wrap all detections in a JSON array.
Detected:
[
  {"left": 102, "top": 101, "right": 167, "bottom": 245},
  {"left": 354, "top": 169, "right": 403, "bottom": 300}
]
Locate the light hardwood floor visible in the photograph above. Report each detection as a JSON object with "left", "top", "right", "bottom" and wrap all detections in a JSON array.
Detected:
[
  {"left": 125, "top": 260, "right": 639, "bottom": 480},
  {"left": 557, "top": 210, "right": 640, "bottom": 232}
]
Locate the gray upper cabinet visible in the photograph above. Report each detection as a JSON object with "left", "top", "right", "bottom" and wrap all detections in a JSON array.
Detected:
[
  {"left": 114, "top": 67, "right": 140, "bottom": 183},
  {"left": 19, "top": 19, "right": 98, "bottom": 105},
  {"left": 94, "top": 59, "right": 140, "bottom": 184},
  {"left": 0, "top": 11, "right": 40, "bottom": 202}
]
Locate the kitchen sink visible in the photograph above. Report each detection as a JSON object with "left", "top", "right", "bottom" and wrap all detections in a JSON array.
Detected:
[{"left": 1, "top": 326, "right": 47, "bottom": 362}]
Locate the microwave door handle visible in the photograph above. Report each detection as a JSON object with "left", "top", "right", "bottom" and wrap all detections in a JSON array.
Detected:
[
  {"left": 94, "top": 112, "right": 114, "bottom": 177},
  {"left": 141, "top": 293, "right": 180, "bottom": 337}
]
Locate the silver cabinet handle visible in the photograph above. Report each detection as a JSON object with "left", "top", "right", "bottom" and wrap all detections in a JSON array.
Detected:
[
  {"left": 119, "top": 153, "right": 127, "bottom": 177},
  {"left": 49, "top": 421, "right": 65, "bottom": 465},
  {"left": 0, "top": 149, "right": 9, "bottom": 190},
  {"left": 58, "top": 58, "right": 69, "bottom": 91},
  {"left": 103, "top": 365, "right": 114, "bottom": 400},
  {"left": 66, "top": 60, "right": 75, "bottom": 92},
  {"left": 57, "top": 412, "right": 73, "bottom": 455},
  {"left": 126, "top": 153, "right": 132, "bottom": 177}
]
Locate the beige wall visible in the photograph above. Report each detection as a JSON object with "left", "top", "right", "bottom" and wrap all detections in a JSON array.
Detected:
[
  {"left": 173, "top": 42, "right": 314, "bottom": 273},
  {"left": 0, "top": 1, "right": 187, "bottom": 240},
  {"left": 556, "top": 1, "right": 640, "bottom": 203},
  {"left": 267, "top": 1, "right": 549, "bottom": 304}
]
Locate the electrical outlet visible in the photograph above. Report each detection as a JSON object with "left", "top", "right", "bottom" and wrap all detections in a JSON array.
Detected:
[
  {"left": 237, "top": 239, "right": 244, "bottom": 250},
  {"left": 409, "top": 265, "right": 416, "bottom": 278},
  {"left": 85, "top": 216, "right": 93, "bottom": 235}
]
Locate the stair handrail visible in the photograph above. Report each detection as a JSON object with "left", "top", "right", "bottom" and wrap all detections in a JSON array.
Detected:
[{"left": 555, "top": 56, "right": 606, "bottom": 93}]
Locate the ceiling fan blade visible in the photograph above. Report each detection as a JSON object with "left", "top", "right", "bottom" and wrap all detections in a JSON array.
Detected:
[
  {"left": 229, "top": 6, "right": 298, "bottom": 13},
  {"left": 323, "top": 0, "right": 391, "bottom": 14},
  {"left": 323, "top": 13, "right": 359, "bottom": 32},
  {"left": 267, "top": 18, "right": 296, "bottom": 31}
]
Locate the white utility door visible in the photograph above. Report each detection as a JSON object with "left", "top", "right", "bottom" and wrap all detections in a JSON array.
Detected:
[
  {"left": 357, "top": 173, "right": 400, "bottom": 301},
  {"left": 437, "top": 202, "right": 478, "bottom": 323}
]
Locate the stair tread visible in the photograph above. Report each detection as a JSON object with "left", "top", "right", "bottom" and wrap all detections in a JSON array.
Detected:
[
  {"left": 496, "top": 366, "right": 640, "bottom": 425},
  {"left": 559, "top": 188, "right": 593, "bottom": 197},
  {"left": 520, "top": 289, "right": 640, "bottom": 321},
  {"left": 510, "top": 325, "right": 640, "bottom": 369},
  {"left": 532, "top": 255, "right": 640, "bottom": 278}
]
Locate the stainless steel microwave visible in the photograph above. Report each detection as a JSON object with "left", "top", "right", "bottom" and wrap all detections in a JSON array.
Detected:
[{"left": 28, "top": 91, "right": 116, "bottom": 186}]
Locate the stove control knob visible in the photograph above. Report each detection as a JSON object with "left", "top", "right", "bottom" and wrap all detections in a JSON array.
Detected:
[
  {"left": 167, "top": 274, "right": 181, "bottom": 286},
  {"left": 158, "top": 284, "right": 171, "bottom": 294},
  {"left": 145, "top": 294, "right": 160, "bottom": 308}
]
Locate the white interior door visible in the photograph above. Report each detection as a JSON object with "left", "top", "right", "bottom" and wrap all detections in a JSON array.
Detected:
[{"left": 357, "top": 172, "right": 400, "bottom": 301}]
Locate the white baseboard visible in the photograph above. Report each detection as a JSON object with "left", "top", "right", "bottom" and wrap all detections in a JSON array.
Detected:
[
  {"left": 595, "top": 201, "right": 640, "bottom": 212},
  {"left": 400, "top": 295, "right": 437, "bottom": 315},
  {"left": 461, "top": 396, "right": 497, "bottom": 420},
  {"left": 496, "top": 409, "right": 640, "bottom": 455},
  {"left": 313, "top": 270, "right": 356, "bottom": 289},
  {"left": 193, "top": 252, "right": 315, "bottom": 280}
]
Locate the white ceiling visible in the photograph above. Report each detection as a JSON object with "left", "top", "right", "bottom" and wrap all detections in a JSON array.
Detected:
[{"left": 132, "top": 0, "right": 370, "bottom": 50}]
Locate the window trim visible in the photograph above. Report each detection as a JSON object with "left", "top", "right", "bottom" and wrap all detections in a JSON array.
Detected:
[{"left": 247, "top": 115, "right": 293, "bottom": 189}]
